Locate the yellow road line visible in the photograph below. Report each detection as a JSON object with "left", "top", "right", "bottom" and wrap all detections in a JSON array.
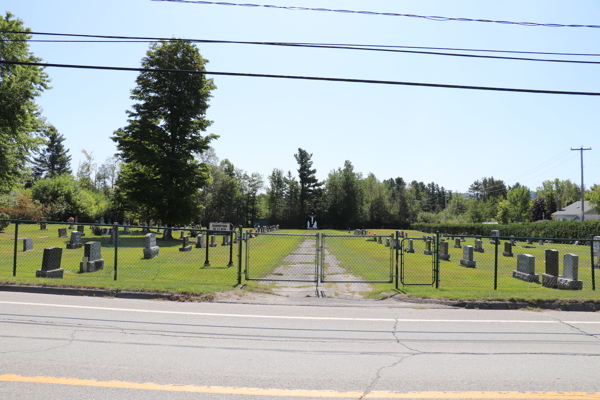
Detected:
[{"left": 1, "top": 375, "right": 599, "bottom": 399}]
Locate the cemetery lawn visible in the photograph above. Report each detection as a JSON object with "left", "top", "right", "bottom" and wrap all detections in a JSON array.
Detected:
[{"left": 1, "top": 224, "right": 598, "bottom": 303}]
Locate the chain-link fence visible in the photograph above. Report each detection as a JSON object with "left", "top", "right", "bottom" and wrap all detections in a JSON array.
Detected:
[
  {"left": 433, "top": 234, "right": 598, "bottom": 292},
  {"left": 0, "top": 219, "right": 244, "bottom": 290}
]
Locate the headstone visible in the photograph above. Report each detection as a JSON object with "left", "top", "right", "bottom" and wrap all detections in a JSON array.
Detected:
[
  {"left": 210, "top": 235, "right": 217, "bottom": 247},
  {"left": 123, "top": 221, "right": 130, "bottom": 235},
  {"left": 179, "top": 236, "right": 192, "bottom": 252},
  {"left": 527, "top": 238, "right": 533, "bottom": 245},
  {"left": 489, "top": 230, "right": 499, "bottom": 244},
  {"left": 108, "top": 226, "right": 120, "bottom": 246},
  {"left": 541, "top": 249, "right": 559, "bottom": 288},
  {"left": 143, "top": 233, "right": 160, "bottom": 259},
  {"left": 80, "top": 241, "right": 104, "bottom": 273},
  {"left": 377, "top": 236, "right": 382, "bottom": 244},
  {"left": 180, "top": 231, "right": 185, "bottom": 239},
  {"left": 66, "top": 231, "right": 83, "bottom": 249},
  {"left": 439, "top": 241, "right": 450, "bottom": 261},
  {"left": 460, "top": 236, "right": 465, "bottom": 242},
  {"left": 406, "top": 239, "right": 415, "bottom": 253},
  {"left": 460, "top": 246, "right": 476, "bottom": 268},
  {"left": 233, "top": 232, "right": 238, "bottom": 244},
  {"left": 99, "top": 217, "right": 104, "bottom": 225},
  {"left": 557, "top": 253, "right": 583, "bottom": 290},
  {"left": 539, "top": 239, "right": 544, "bottom": 246},
  {"left": 454, "top": 238, "right": 461, "bottom": 249},
  {"left": 503, "top": 242, "right": 513, "bottom": 257},
  {"left": 58, "top": 227, "right": 67, "bottom": 238},
  {"left": 385, "top": 238, "right": 390, "bottom": 247},
  {"left": 196, "top": 234, "right": 205, "bottom": 248},
  {"left": 222, "top": 235, "right": 230, "bottom": 246},
  {"left": 40, "top": 217, "right": 47, "bottom": 230},
  {"left": 512, "top": 254, "right": 539, "bottom": 283},
  {"left": 474, "top": 239, "right": 484, "bottom": 253},
  {"left": 510, "top": 235, "right": 516, "bottom": 245},
  {"left": 22, "top": 238, "right": 33, "bottom": 252},
  {"left": 77, "top": 225, "right": 85, "bottom": 236},
  {"left": 424, "top": 240, "right": 433, "bottom": 255},
  {"left": 36, "top": 247, "right": 64, "bottom": 278},
  {"left": 143, "top": 222, "right": 149, "bottom": 234}
]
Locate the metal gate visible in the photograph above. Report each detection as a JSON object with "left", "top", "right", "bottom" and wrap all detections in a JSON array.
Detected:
[
  {"left": 245, "top": 232, "right": 394, "bottom": 284},
  {"left": 245, "top": 232, "right": 318, "bottom": 282},
  {"left": 320, "top": 234, "right": 394, "bottom": 283},
  {"left": 399, "top": 237, "right": 437, "bottom": 286}
]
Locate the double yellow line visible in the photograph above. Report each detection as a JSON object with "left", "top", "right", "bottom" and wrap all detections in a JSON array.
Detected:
[{"left": 1, "top": 374, "right": 599, "bottom": 399}]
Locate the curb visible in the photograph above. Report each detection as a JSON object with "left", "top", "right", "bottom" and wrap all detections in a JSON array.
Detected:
[{"left": 0, "top": 284, "right": 176, "bottom": 300}]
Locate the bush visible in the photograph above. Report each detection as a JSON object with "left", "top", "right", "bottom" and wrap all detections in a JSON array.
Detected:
[
  {"left": 0, "top": 211, "right": 9, "bottom": 231},
  {"left": 412, "top": 220, "right": 600, "bottom": 239}
]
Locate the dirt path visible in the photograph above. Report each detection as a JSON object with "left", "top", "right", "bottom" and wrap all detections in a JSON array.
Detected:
[{"left": 262, "top": 238, "right": 373, "bottom": 299}]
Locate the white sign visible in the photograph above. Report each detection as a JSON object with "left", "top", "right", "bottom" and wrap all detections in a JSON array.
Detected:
[{"left": 209, "top": 222, "right": 232, "bottom": 231}]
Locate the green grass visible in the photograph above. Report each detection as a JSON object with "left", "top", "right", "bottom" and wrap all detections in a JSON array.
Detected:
[{"left": 1, "top": 224, "right": 598, "bottom": 301}]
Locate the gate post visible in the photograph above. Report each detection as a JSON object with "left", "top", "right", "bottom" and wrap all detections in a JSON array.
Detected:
[
  {"left": 435, "top": 231, "right": 440, "bottom": 289},
  {"left": 237, "top": 226, "right": 243, "bottom": 285},
  {"left": 13, "top": 221, "right": 19, "bottom": 277},
  {"left": 494, "top": 235, "right": 499, "bottom": 290},
  {"left": 316, "top": 232, "right": 322, "bottom": 288}
]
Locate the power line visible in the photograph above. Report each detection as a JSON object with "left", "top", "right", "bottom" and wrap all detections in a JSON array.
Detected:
[
  {"left": 4, "top": 59, "right": 600, "bottom": 96},
  {"left": 7, "top": 30, "right": 600, "bottom": 58},
  {"left": 152, "top": 0, "right": 600, "bottom": 29},
  {"left": 7, "top": 38, "right": 600, "bottom": 65}
]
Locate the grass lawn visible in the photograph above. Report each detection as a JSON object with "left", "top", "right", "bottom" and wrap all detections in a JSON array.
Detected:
[{"left": 1, "top": 224, "right": 598, "bottom": 301}]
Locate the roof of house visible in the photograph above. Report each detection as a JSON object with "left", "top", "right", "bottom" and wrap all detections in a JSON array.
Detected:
[{"left": 552, "top": 200, "right": 598, "bottom": 218}]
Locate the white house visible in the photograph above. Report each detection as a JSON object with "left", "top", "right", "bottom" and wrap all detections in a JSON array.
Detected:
[{"left": 552, "top": 201, "right": 600, "bottom": 221}]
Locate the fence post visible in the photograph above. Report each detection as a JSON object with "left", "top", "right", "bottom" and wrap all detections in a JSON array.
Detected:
[
  {"left": 494, "top": 236, "right": 499, "bottom": 290},
  {"left": 204, "top": 231, "right": 211, "bottom": 267},
  {"left": 592, "top": 238, "right": 596, "bottom": 291},
  {"left": 435, "top": 231, "right": 440, "bottom": 289},
  {"left": 237, "top": 226, "right": 243, "bottom": 285},
  {"left": 395, "top": 231, "right": 399, "bottom": 290},
  {"left": 113, "top": 224, "right": 119, "bottom": 281},
  {"left": 13, "top": 221, "right": 19, "bottom": 277},
  {"left": 228, "top": 231, "right": 234, "bottom": 267}
]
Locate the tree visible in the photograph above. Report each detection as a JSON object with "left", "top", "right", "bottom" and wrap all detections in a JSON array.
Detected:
[
  {"left": 0, "top": 13, "right": 50, "bottom": 193},
  {"left": 267, "top": 169, "right": 285, "bottom": 222},
  {"left": 112, "top": 40, "right": 217, "bottom": 230},
  {"left": 587, "top": 185, "right": 600, "bottom": 211},
  {"left": 294, "top": 149, "right": 321, "bottom": 222},
  {"left": 96, "top": 156, "right": 120, "bottom": 194},
  {"left": 31, "top": 125, "right": 72, "bottom": 179},
  {"left": 507, "top": 186, "right": 531, "bottom": 223},
  {"left": 76, "top": 149, "right": 96, "bottom": 190},
  {"left": 530, "top": 198, "right": 549, "bottom": 222}
]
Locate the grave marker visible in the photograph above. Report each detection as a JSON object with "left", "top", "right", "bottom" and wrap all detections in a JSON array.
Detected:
[
  {"left": 36, "top": 247, "right": 64, "bottom": 278},
  {"left": 512, "top": 254, "right": 539, "bottom": 283},
  {"left": 557, "top": 253, "right": 583, "bottom": 290},
  {"left": 80, "top": 242, "right": 104, "bottom": 273},
  {"left": 439, "top": 241, "right": 450, "bottom": 261},
  {"left": 22, "top": 238, "right": 33, "bottom": 252},
  {"left": 77, "top": 225, "right": 85, "bottom": 236},
  {"left": 460, "top": 246, "right": 476, "bottom": 268},
  {"left": 541, "top": 249, "right": 559, "bottom": 288},
  {"left": 40, "top": 217, "right": 47, "bottom": 230},
  {"left": 196, "top": 234, "right": 205, "bottom": 248},
  {"left": 66, "top": 231, "right": 83, "bottom": 249},
  {"left": 179, "top": 236, "right": 192, "bottom": 252},
  {"left": 594, "top": 236, "right": 600, "bottom": 268},
  {"left": 210, "top": 235, "right": 217, "bottom": 247},
  {"left": 454, "top": 238, "right": 461, "bottom": 249},
  {"left": 222, "top": 235, "right": 230, "bottom": 246},
  {"left": 143, "top": 233, "right": 160, "bottom": 259},
  {"left": 58, "top": 227, "right": 67, "bottom": 238},
  {"left": 424, "top": 239, "right": 433, "bottom": 255},
  {"left": 503, "top": 242, "right": 513, "bottom": 257},
  {"left": 406, "top": 239, "right": 415, "bottom": 253},
  {"left": 474, "top": 239, "right": 484, "bottom": 253}
]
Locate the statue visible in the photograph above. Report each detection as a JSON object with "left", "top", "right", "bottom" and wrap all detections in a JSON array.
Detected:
[{"left": 307, "top": 214, "right": 318, "bottom": 230}]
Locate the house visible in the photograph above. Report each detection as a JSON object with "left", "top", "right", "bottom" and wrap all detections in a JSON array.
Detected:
[{"left": 552, "top": 201, "right": 600, "bottom": 221}]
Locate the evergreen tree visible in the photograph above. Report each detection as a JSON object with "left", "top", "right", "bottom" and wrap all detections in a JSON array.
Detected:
[
  {"left": 31, "top": 125, "right": 72, "bottom": 179},
  {"left": 112, "top": 40, "right": 217, "bottom": 230},
  {"left": 294, "top": 148, "right": 321, "bottom": 222}
]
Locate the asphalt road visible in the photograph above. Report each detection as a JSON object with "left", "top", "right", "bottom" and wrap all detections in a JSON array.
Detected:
[{"left": 1, "top": 292, "right": 600, "bottom": 399}]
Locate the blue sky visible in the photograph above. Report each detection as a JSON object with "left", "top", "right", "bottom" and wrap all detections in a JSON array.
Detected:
[{"left": 5, "top": 0, "right": 600, "bottom": 194}]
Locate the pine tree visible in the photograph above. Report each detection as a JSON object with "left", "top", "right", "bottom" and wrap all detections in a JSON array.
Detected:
[
  {"left": 31, "top": 125, "right": 72, "bottom": 179},
  {"left": 294, "top": 148, "right": 321, "bottom": 223}
]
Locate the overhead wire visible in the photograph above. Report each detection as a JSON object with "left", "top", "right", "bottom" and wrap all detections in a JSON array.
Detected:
[
  {"left": 5, "top": 37, "right": 600, "bottom": 65},
  {"left": 3, "top": 59, "right": 600, "bottom": 96},
  {"left": 151, "top": 0, "right": 600, "bottom": 29}
]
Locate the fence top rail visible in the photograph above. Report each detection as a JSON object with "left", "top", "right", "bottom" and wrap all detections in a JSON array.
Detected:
[
  {"left": 439, "top": 233, "right": 597, "bottom": 242},
  {"left": 254, "top": 232, "right": 317, "bottom": 237},
  {"left": 0, "top": 219, "right": 242, "bottom": 233},
  {"left": 324, "top": 234, "right": 393, "bottom": 238}
]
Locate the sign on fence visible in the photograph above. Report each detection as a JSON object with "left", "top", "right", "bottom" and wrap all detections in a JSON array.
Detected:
[{"left": 209, "top": 222, "right": 232, "bottom": 231}]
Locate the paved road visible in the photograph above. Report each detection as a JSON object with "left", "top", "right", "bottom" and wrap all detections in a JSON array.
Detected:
[{"left": 1, "top": 292, "right": 600, "bottom": 399}]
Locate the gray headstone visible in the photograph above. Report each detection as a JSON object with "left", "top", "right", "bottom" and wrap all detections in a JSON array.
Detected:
[
  {"left": 503, "top": 241, "right": 513, "bottom": 257},
  {"left": 563, "top": 253, "right": 579, "bottom": 281},
  {"left": 145, "top": 233, "right": 157, "bottom": 248},
  {"left": 85, "top": 241, "right": 102, "bottom": 261},
  {"left": 454, "top": 238, "right": 461, "bottom": 248},
  {"left": 222, "top": 235, "right": 230, "bottom": 246},
  {"left": 517, "top": 254, "right": 536, "bottom": 274},
  {"left": 424, "top": 239, "right": 433, "bottom": 255},
  {"left": 439, "top": 241, "right": 450, "bottom": 261},
  {"left": 77, "top": 225, "right": 85, "bottom": 234},
  {"left": 143, "top": 233, "right": 160, "bottom": 259},
  {"left": 474, "top": 239, "right": 484, "bottom": 253},
  {"left": 594, "top": 236, "right": 600, "bottom": 268},
  {"left": 463, "top": 246, "right": 474, "bottom": 261},
  {"left": 210, "top": 235, "right": 217, "bottom": 247},
  {"left": 406, "top": 239, "right": 414, "bottom": 253},
  {"left": 99, "top": 217, "right": 104, "bottom": 224},
  {"left": 22, "top": 238, "right": 33, "bottom": 252},
  {"left": 180, "top": 236, "right": 192, "bottom": 252},
  {"left": 67, "top": 231, "right": 83, "bottom": 249},
  {"left": 544, "top": 249, "right": 559, "bottom": 276},
  {"left": 58, "top": 227, "right": 67, "bottom": 238},
  {"left": 196, "top": 234, "right": 205, "bottom": 248},
  {"left": 40, "top": 217, "right": 47, "bottom": 230},
  {"left": 37, "top": 247, "right": 64, "bottom": 278}
]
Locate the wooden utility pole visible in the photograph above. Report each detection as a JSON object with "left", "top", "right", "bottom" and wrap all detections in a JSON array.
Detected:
[{"left": 571, "top": 146, "right": 591, "bottom": 221}]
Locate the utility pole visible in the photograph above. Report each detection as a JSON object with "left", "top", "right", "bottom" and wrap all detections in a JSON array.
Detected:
[{"left": 571, "top": 146, "right": 591, "bottom": 221}]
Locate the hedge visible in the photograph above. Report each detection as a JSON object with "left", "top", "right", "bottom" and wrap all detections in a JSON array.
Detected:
[{"left": 412, "top": 220, "right": 600, "bottom": 240}]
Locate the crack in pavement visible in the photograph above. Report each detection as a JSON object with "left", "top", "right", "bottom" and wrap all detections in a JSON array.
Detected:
[
  {"left": 556, "top": 318, "right": 600, "bottom": 342},
  {"left": 0, "top": 329, "right": 77, "bottom": 355}
]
